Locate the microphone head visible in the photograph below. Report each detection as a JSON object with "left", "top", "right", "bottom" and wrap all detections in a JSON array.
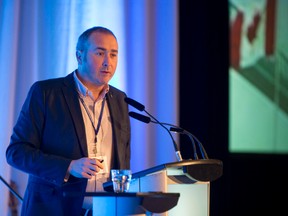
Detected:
[
  {"left": 170, "top": 127, "right": 184, "bottom": 133},
  {"left": 124, "top": 97, "right": 145, "bottom": 111},
  {"left": 129, "top": 111, "right": 151, "bottom": 123}
]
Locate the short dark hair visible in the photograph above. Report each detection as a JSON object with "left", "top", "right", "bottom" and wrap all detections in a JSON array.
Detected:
[{"left": 76, "top": 26, "right": 117, "bottom": 51}]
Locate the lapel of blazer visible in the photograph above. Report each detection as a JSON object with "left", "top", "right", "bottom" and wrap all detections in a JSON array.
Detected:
[
  {"left": 62, "top": 72, "right": 88, "bottom": 156},
  {"left": 106, "top": 88, "right": 120, "bottom": 153}
]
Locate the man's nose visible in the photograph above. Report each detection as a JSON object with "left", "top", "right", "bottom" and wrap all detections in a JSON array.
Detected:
[{"left": 102, "top": 55, "right": 110, "bottom": 67}]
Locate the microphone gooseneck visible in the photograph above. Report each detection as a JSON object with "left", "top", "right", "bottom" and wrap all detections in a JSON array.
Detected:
[
  {"left": 170, "top": 127, "right": 209, "bottom": 159},
  {"left": 0, "top": 175, "right": 23, "bottom": 202},
  {"left": 125, "top": 97, "right": 183, "bottom": 162},
  {"left": 170, "top": 127, "right": 198, "bottom": 160},
  {"left": 127, "top": 102, "right": 209, "bottom": 160}
]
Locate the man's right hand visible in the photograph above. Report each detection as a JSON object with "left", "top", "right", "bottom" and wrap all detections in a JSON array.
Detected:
[{"left": 68, "top": 157, "right": 104, "bottom": 179}]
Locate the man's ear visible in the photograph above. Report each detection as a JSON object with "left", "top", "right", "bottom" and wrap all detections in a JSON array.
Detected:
[{"left": 76, "top": 50, "right": 82, "bottom": 64}]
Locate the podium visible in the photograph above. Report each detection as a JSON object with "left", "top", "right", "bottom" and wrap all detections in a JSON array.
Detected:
[
  {"left": 104, "top": 159, "right": 223, "bottom": 216},
  {"left": 85, "top": 192, "right": 180, "bottom": 216}
]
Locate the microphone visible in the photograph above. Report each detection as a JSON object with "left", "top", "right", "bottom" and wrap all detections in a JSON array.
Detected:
[
  {"left": 125, "top": 97, "right": 183, "bottom": 162},
  {"left": 128, "top": 111, "right": 151, "bottom": 124},
  {"left": 129, "top": 111, "right": 208, "bottom": 160},
  {"left": 124, "top": 97, "right": 145, "bottom": 111},
  {"left": 127, "top": 110, "right": 224, "bottom": 183}
]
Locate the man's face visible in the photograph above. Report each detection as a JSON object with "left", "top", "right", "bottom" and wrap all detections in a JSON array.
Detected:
[{"left": 77, "top": 32, "right": 118, "bottom": 87}]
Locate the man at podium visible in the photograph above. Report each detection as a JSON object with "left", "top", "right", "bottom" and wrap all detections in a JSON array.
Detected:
[{"left": 6, "top": 26, "right": 131, "bottom": 216}]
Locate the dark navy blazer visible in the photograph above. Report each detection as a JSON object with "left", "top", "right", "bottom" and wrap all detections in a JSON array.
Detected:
[{"left": 6, "top": 72, "right": 131, "bottom": 216}]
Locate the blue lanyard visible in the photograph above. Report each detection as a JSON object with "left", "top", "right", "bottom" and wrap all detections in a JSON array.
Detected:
[{"left": 78, "top": 95, "right": 106, "bottom": 143}]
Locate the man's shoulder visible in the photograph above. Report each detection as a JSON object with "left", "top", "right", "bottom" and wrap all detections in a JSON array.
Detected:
[
  {"left": 28, "top": 73, "right": 74, "bottom": 96},
  {"left": 108, "top": 85, "right": 125, "bottom": 94},
  {"left": 33, "top": 72, "right": 74, "bottom": 88},
  {"left": 108, "top": 85, "right": 127, "bottom": 98}
]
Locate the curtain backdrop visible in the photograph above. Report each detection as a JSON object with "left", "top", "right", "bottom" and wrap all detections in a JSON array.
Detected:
[{"left": 0, "top": 0, "right": 178, "bottom": 214}]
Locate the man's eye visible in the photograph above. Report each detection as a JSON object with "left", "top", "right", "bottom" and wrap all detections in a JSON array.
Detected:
[{"left": 96, "top": 52, "right": 104, "bottom": 56}]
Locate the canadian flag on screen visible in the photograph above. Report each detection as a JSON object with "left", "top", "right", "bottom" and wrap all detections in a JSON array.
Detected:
[{"left": 230, "top": 0, "right": 275, "bottom": 70}]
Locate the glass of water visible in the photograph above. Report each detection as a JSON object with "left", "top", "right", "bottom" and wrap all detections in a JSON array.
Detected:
[{"left": 110, "top": 169, "right": 132, "bottom": 193}]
